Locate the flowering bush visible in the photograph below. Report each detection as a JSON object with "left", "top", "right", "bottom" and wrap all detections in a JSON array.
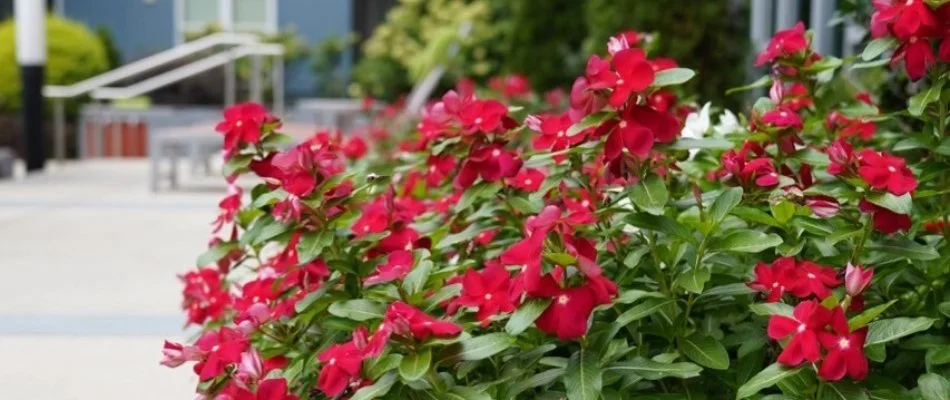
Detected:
[{"left": 164, "top": 6, "right": 950, "bottom": 399}]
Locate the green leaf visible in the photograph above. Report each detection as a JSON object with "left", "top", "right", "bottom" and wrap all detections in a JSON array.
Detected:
[
  {"left": 508, "top": 368, "right": 565, "bottom": 397},
  {"left": 850, "top": 59, "right": 890, "bottom": 70},
  {"left": 435, "top": 224, "right": 484, "bottom": 250},
  {"left": 398, "top": 348, "right": 431, "bottom": 382},
  {"left": 732, "top": 206, "right": 781, "bottom": 227},
  {"left": 241, "top": 216, "right": 287, "bottom": 246},
  {"left": 605, "top": 358, "right": 703, "bottom": 380},
  {"left": 350, "top": 371, "right": 397, "bottom": 400},
  {"left": 666, "top": 137, "right": 735, "bottom": 150},
  {"left": 567, "top": 111, "right": 615, "bottom": 136},
  {"left": 749, "top": 302, "right": 794, "bottom": 317},
  {"left": 820, "top": 381, "right": 870, "bottom": 400},
  {"left": 698, "top": 283, "right": 754, "bottom": 299},
  {"left": 297, "top": 231, "right": 333, "bottom": 264},
  {"left": 196, "top": 241, "right": 238, "bottom": 267},
  {"left": 451, "top": 333, "right": 515, "bottom": 362},
  {"left": 770, "top": 200, "right": 796, "bottom": 224},
  {"left": 402, "top": 257, "right": 432, "bottom": 295},
  {"left": 448, "top": 387, "right": 492, "bottom": 400},
  {"left": 939, "top": 302, "right": 950, "bottom": 318},
  {"left": 367, "top": 354, "right": 402, "bottom": 380},
  {"left": 543, "top": 252, "right": 578, "bottom": 266},
  {"left": 868, "top": 239, "right": 939, "bottom": 261},
  {"left": 710, "top": 230, "right": 783, "bottom": 253},
  {"left": 653, "top": 68, "right": 696, "bottom": 87},
  {"left": 736, "top": 363, "right": 803, "bottom": 399},
  {"left": 328, "top": 299, "right": 386, "bottom": 321},
  {"left": 630, "top": 174, "right": 669, "bottom": 215},
  {"left": 865, "top": 317, "right": 936, "bottom": 347},
  {"left": 862, "top": 37, "right": 897, "bottom": 61},
  {"left": 849, "top": 300, "right": 897, "bottom": 330},
  {"left": 223, "top": 153, "right": 253, "bottom": 176},
  {"left": 250, "top": 188, "right": 287, "bottom": 208},
  {"left": 865, "top": 344, "right": 886, "bottom": 363},
  {"left": 726, "top": 75, "right": 771, "bottom": 95},
  {"left": 565, "top": 348, "right": 602, "bottom": 400},
  {"left": 674, "top": 268, "right": 711, "bottom": 294},
  {"left": 680, "top": 333, "right": 729, "bottom": 370},
  {"left": 908, "top": 79, "right": 945, "bottom": 117},
  {"left": 925, "top": 347, "right": 950, "bottom": 366},
  {"left": 454, "top": 181, "right": 502, "bottom": 212},
  {"left": 918, "top": 373, "right": 950, "bottom": 400},
  {"left": 616, "top": 298, "right": 674, "bottom": 326},
  {"left": 708, "top": 187, "right": 743, "bottom": 225},
  {"left": 505, "top": 299, "right": 550, "bottom": 336},
  {"left": 625, "top": 213, "right": 695, "bottom": 243},
  {"left": 865, "top": 192, "right": 913, "bottom": 215},
  {"left": 936, "top": 137, "right": 950, "bottom": 156},
  {"left": 423, "top": 284, "right": 462, "bottom": 311}
]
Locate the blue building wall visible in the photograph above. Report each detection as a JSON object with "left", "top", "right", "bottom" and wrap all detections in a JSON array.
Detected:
[
  {"left": 62, "top": 0, "right": 175, "bottom": 63},
  {"left": 279, "top": 0, "right": 353, "bottom": 99},
  {"left": 61, "top": 0, "right": 353, "bottom": 100}
]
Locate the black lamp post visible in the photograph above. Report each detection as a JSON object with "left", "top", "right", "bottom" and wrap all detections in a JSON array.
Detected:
[{"left": 15, "top": 0, "right": 46, "bottom": 172}]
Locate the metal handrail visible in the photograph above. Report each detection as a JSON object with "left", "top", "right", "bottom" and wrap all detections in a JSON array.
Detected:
[
  {"left": 91, "top": 44, "right": 284, "bottom": 101},
  {"left": 44, "top": 32, "right": 260, "bottom": 99}
]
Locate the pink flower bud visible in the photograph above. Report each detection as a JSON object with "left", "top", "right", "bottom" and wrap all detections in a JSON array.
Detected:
[
  {"left": 238, "top": 350, "right": 263, "bottom": 380},
  {"left": 160, "top": 340, "right": 201, "bottom": 368},
  {"left": 806, "top": 196, "right": 840, "bottom": 218},
  {"left": 769, "top": 80, "right": 785, "bottom": 104},
  {"left": 845, "top": 263, "right": 874, "bottom": 297}
]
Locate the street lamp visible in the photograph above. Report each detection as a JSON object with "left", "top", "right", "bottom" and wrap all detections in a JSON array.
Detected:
[{"left": 15, "top": 0, "right": 46, "bottom": 172}]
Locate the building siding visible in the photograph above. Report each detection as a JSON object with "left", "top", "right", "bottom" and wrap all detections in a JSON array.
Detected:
[
  {"left": 60, "top": 0, "right": 352, "bottom": 100},
  {"left": 279, "top": 0, "right": 353, "bottom": 99},
  {"left": 62, "top": 0, "right": 175, "bottom": 63}
]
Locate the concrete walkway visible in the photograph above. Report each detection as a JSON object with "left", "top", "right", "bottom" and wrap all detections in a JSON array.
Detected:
[{"left": 0, "top": 160, "right": 227, "bottom": 399}]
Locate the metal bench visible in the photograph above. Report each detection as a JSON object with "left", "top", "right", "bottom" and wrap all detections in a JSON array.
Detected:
[{"left": 149, "top": 122, "right": 316, "bottom": 192}]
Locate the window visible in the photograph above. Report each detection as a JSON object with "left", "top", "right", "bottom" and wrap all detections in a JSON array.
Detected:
[{"left": 176, "top": 0, "right": 276, "bottom": 43}]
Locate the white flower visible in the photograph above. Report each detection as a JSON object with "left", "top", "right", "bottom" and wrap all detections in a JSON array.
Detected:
[
  {"left": 713, "top": 109, "right": 741, "bottom": 136},
  {"left": 681, "top": 102, "right": 711, "bottom": 160}
]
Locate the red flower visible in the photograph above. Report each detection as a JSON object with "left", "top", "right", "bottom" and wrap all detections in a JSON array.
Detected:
[
  {"left": 789, "top": 261, "right": 842, "bottom": 300},
  {"left": 767, "top": 300, "right": 832, "bottom": 366},
  {"left": 857, "top": 150, "right": 917, "bottom": 196},
  {"left": 845, "top": 263, "right": 874, "bottom": 297},
  {"left": 741, "top": 158, "right": 780, "bottom": 188},
  {"left": 859, "top": 199, "right": 912, "bottom": 234},
  {"left": 447, "top": 263, "right": 518, "bottom": 325},
  {"left": 940, "top": 5, "right": 950, "bottom": 61},
  {"left": 160, "top": 340, "right": 201, "bottom": 368},
  {"left": 232, "top": 378, "right": 299, "bottom": 400},
  {"left": 508, "top": 168, "right": 545, "bottom": 192},
  {"left": 605, "top": 119, "right": 654, "bottom": 160},
  {"left": 216, "top": 102, "right": 271, "bottom": 158},
  {"left": 352, "top": 200, "right": 388, "bottom": 237},
  {"left": 180, "top": 268, "right": 230, "bottom": 326},
  {"left": 531, "top": 113, "right": 586, "bottom": 160},
  {"left": 425, "top": 155, "right": 456, "bottom": 187},
  {"left": 806, "top": 196, "right": 841, "bottom": 218},
  {"left": 317, "top": 341, "right": 365, "bottom": 397},
  {"left": 384, "top": 301, "right": 462, "bottom": 340},
  {"left": 609, "top": 48, "right": 655, "bottom": 107},
  {"left": 893, "top": 36, "right": 935, "bottom": 80},
  {"left": 747, "top": 257, "right": 798, "bottom": 302},
  {"left": 535, "top": 277, "right": 617, "bottom": 340},
  {"left": 585, "top": 54, "right": 617, "bottom": 90},
  {"left": 827, "top": 139, "right": 856, "bottom": 176},
  {"left": 459, "top": 99, "right": 509, "bottom": 134},
  {"left": 754, "top": 22, "right": 808, "bottom": 66},
  {"left": 363, "top": 250, "right": 414, "bottom": 287},
  {"left": 455, "top": 144, "right": 523, "bottom": 188},
  {"left": 607, "top": 30, "right": 640, "bottom": 55},
  {"left": 342, "top": 136, "right": 367, "bottom": 160},
  {"left": 872, "top": 0, "right": 939, "bottom": 39},
  {"left": 760, "top": 108, "right": 803, "bottom": 130},
  {"left": 818, "top": 308, "right": 869, "bottom": 381},
  {"left": 212, "top": 180, "right": 242, "bottom": 233},
  {"left": 489, "top": 74, "right": 531, "bottom": 98},
  {"left": 569, "top": 76, "right": 606, "bottom": 121},
  {"left": 194, "top": 327, "right": 249, "bottom": 381}
]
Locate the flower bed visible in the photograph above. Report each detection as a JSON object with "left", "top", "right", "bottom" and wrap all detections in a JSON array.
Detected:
[{"left": 163, "top": 4, "right": 950, "bottom": 399}]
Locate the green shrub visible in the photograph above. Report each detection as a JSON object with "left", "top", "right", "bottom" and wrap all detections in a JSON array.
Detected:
[
  {"left": 0, "top": 15, "right": 109, "bottom": 111},
  {"left": 583, "top": 0, "right": 748, "bottom": 108}
]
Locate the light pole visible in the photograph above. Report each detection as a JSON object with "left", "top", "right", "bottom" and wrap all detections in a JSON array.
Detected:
[{"left": 15, "top": 0, "right": 46, "bottom": 172}]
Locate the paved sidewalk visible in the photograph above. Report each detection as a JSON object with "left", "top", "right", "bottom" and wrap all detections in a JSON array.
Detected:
[{"left": 0, "top": 160, "right": 227, "bottom": 399}]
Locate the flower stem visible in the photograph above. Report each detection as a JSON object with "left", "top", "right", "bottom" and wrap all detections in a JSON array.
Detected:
[{"left": 851, "top": 217, "right": 874, "bottom": 263}]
